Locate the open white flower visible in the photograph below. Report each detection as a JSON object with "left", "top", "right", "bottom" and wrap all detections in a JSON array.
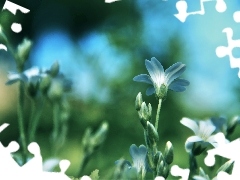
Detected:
[
  {"left": 133, "top": 57, "right": 189, "bottom": 99},
  {"left": 181, "top": 117, "right": 217, "bottom": 155}
]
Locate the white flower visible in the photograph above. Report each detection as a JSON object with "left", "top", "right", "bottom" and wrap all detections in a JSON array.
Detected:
[
  {"left": 133, "top": 57, "right": 189, "bottom": 99},
  {"left": 181, "top": 117, "right": 221, "bottom": 155}
]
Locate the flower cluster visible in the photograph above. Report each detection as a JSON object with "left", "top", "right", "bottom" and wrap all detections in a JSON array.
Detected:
[{"left": 6, "top": 61, "right": 72, "bottom": 100}]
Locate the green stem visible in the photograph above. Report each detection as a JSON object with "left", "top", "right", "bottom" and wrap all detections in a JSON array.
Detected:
[
  {"left": 77, "top": 153, "right": 90, "bottom": 177},
  {"left": 28, "top": 98, "right": 44, "bottom": 142},
  {"left": 52, "top": 102, "right": 60, "bottom": 155},
  {"left": 189, "top": 153, "right": 198, "bottom": 178},
  {"left": 17, "top": 82, "right": 27, "bottom": 163},
  {"left": 155, "top": 98, "right": 162, "bottom": 131}
]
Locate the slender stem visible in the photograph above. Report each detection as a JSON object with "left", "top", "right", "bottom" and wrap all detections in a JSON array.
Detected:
[
  {"left": 189, "top": 152, "right": 198, "bottom": 178},
  {"left": 28, "top": 98, "right": 36, "bottom": 141},
  {"left": 77, "top": 153, "right": 90, "bottom": 177},
  {"left": 17, "top": 82, "right": 27, "bottom": 163},
  {"left": 141, "top": 169, "right": 146, "bottom": 180},
  {"left": 155, "top": 98, "right": 162, "bottom": 131},
  {"left": 5, "top": 31, "right": 27, "bottom": 162},
  {"left": 29, "top": 98, "right": 44, "bottom": 142},
  {"left": 52, "top": 102, "right": 60, "bottom": 155}
]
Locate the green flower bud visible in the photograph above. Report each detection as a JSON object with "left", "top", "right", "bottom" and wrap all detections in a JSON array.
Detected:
[
  {"left": 164, "top": 141, "right": 174, "bottom": 164},
  {"left": 216, "top": 159, "right": 234, "bottom": 175},
  {"left": 50, "top": 61, "right": 60, "bottom": 77},
  {"left": 82, "top": 128, "right": 92, "bottom": 150},
  {"left": 191, "top": 142, "right": 208, "bottom": 156},
  {"left": 135, "top": 92, "right": 143, "bottom": 111},
  {"left": 162, "top": 163, "right": 169, "bottom": 179},
  {"left": 227, "top": 116, "right": 240, "bottom": 135},
  {"left": 148, "top": 103, "right": 152, "bottom": 119},
  {"left": 139, "top": 102, "right": 148, "bottom": 119},
  {"left": 144, "top": 130, "right": 151, "bottom": 148},
  {"left": 156, "top": 160, "right": 164, "bottom": 176},
  {"left": 16, "top": 38, "right": 32, "bottom": 67},
  {"left": 147, "top": 121, "right": 159, "bottom": 144},
  {"left": 47, "top": 79, "right": 64, "bottom": 101},
  {"left": 156, "top": 84, "right": 167, "bottom": 100},
  {"left": 92, "top": 121, "right": 109, "bottom": 148},
  {"left": 154, "top": 151, "right": 161, "bottom": 165},
  {"left": 27, "top": 81, "right": 39, "bottom": 97},
  {"left": 39, "top": 75, "right": 51, "bottom": 94}
]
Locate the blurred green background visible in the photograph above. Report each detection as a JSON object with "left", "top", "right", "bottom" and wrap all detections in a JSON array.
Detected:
[{"left": 0, "top": 0, "right": 240, "bottom": 179}]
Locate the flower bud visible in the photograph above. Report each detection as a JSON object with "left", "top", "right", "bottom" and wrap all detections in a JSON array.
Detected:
[
  {"left": 156, "top": 84, "right": 167, "bottom": 100},
  {"left": 156, "top": 160, "right": 164, "bottom": 176},
  {"left": 139, "top": 102, "right": 148, "bottom": 120},
  {"left": 164, "top": 141, "right": 174, "bottom": 164},
  {"left": 135, "top": 92, "right": 143, "bottom": 111},
  {"left": 47, "top": 78, "right": 64, "bottom": 101},
  {"left": 39, "top": 75, "right": 51, "bottom": 94},
  {"left": 27, "top": 80, "right": 39, "bottom": 97},
  {"left": 147, "top": 121, "right": 159, "bottom": 144},
  {"left": 25, "top": 74, "right": 40, "bottom": 98},
  {"left": 50, "top": 61, "right": 59, "bottom": 77},
  {"left": 92, "top": 121, "right": 109, "bottom": 147},
  {"left": 227, "top": 116, "right": 240, "bottom": 135},
  {"left": 162, "top": 163, "right": 170, "bottom": 179},
  {"left": 148, "top": 103, "right": 152, "bottom": 119},
  {"left": 154, "top": 151, "right": 161, "bottom": 165},
  {"left": 16, "top": 38, "right": 32, "bottom": 67}
]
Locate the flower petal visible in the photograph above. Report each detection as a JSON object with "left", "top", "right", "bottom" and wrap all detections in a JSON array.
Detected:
[
  {"left": 129, "top": 144, "right": 139, "bottom": 160},
  {"left": 168, "top": 79, "right": 189, "bottom": 92},
  {"left": 180, "top": 117, "right": 199, "bottom": 135},
  {"left": 145, "top": 58, "right": 164, "bottom": 85},
  {"left": 129, "top": 144, "right": 147, "bottom": 160},
  {"left": 165, "top": 62, "right": 186, "bottom": 85},
  {"left": 146, "top": 86, "right": 155, "bottom": 96},
  {"left": 5, "top": 73, "right": 27, "bottom": 85},
  {"left": 151, "top": 57, "right": 164, "bottom": 75},
  {"left": 24, "top": 67, "right": 41, "bottom": 78},
  {"left": 129, "top": 144, "right": 147, "bottom": 172},
  {"left": 207, "top": 132, "right": 229, "bottom": 148},
  {"left": 199, "top": 121, "right": 216, "bottom": 138},
  {"left": 133, "top": 74, "right": 153, "bottom": 85},
  {"left": 138, "top": 145, "right": 147, "bottom": 157}
]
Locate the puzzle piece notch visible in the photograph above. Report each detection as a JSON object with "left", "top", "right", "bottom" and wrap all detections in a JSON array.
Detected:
[
  {"left": 0, "top": 141, "right": 20, "bottom": 173},
  {"left": 2, "top": 0, "right": 30, "bottom": 33},
  {"left": 216, "top": 171, "right": 234, "bottom": 180},
  {"left": 80, "top": 176, "right": 92, "bottom": 180},
  {"left": 233, "top": 11, "right": 240, "bottom": 23},
  {"left": 170, "top": 165, "right": 190, "bottom": 180},
  {"left": 105, "top": 0, "right": 121, "bottom": 3},
  {"left": 21, "top": 142, "right": 42, "bottom": 173},
  {"left": 204, "top": 138, "right": 240, "bottom": 178},
  {"left": 174, "top": 0, "right": 227, "bottom": 22},
  {"left": 216, "top": 27, "right": 240, "bottom": 78},
  {"left": 154, "top": 176, "right": 165, "bottom": 180},
  {"left": 0, "top": 123, "right": 71, "bottom": 180},
  {"left": 0, "top": 1, "right": 30, "bottom": 51}
]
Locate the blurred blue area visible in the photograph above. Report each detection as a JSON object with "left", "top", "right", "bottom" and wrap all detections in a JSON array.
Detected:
[{"left": 30, "top": 0, "right": 240, "bottom": 113}]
